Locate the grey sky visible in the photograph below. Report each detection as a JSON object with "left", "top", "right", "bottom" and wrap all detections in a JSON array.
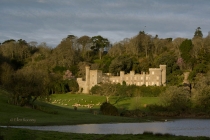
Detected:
[{"left": 0, "top": 0, "right": 210, "bottom": 47}]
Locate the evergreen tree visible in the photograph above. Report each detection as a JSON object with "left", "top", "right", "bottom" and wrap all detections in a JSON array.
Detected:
[{"left": 194, "top": 27, "right": 203, "bottom": 38}]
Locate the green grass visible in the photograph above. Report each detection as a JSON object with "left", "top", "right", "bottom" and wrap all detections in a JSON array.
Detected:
[
  {"left": 0, "top": 88, "right": 162, "bottom": 127},
  {"left": 0, "top": 90, "right": 145, "bottom": 126},
  {"left": 49, "top": 93, "right": 161, "bottom": 111},
  {"left": 1, "top": 127, "right": 209, "bottom": 140}
]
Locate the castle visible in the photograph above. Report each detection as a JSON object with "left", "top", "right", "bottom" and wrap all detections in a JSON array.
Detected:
[{"left": 77, "top": 65, "right": 166, "bottom": 94}]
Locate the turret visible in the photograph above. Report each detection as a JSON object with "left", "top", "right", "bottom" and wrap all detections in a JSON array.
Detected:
[
  {"left": 84, "top": 66, "right": 90, "bottom": 93},
  {"left": 160, "top": 65, "right": 166, "bottom": 86},
  {"left": 120, "top": 71, "right": 125, "bottom": 84}
]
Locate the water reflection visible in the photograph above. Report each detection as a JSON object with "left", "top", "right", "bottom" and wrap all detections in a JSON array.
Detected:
[{"left": 7, "top": 119, "right": 210, "bottom": 137}]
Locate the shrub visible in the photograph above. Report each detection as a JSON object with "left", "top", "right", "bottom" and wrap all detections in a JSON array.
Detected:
[
  {"left": 160, "top": 86, "right": 191, "bottom": 111},
  {"left": 192, "top": 86, "right": 210, "bottom": 111},
  {"left": 90, "top": 85, "right": 102, "bottom": 95},
  {"left": 100, "top": 102, "right": 118, "bottom": 116}
]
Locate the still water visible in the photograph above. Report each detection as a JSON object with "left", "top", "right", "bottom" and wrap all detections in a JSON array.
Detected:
[{"left": 8, "top": 119, "right": 210, "bottom": 137}]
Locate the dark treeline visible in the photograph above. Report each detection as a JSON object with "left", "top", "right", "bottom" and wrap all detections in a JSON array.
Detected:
[{"left": 1, "top": 27, "right": 210, "bottom": 109}]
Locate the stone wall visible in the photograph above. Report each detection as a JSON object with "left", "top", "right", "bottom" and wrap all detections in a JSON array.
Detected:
[{"left": 77, "top": 65, "right": 166, "bottom": 94}]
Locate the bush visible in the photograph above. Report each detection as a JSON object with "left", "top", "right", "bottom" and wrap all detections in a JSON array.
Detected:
[
  {"left": 90, "top": 85, "right": 102, "bottom": 95},
  {"left": 100, "top": 102, "right": 118, "bottom": 116},
  {"left": 160, "top": 86, "right": 191, "bottom": 111},
  {"left": 192, "top": 86, "right": 210, "bottom": 111}
]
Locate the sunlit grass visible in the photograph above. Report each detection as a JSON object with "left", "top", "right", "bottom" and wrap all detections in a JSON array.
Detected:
[
  {"left": 49, "top": 93, "right": 161, "bottom": 111},
  {"left": 0, "top": 91, "right": 141, "bottom": 126}
]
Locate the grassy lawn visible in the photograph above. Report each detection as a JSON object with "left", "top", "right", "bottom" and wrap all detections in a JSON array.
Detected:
[
  {"left": 1, "top": 90, "right": 150, "bottom": 126},
  {"left": 49, "top": 93, "right": 161, "bottom": 111}
]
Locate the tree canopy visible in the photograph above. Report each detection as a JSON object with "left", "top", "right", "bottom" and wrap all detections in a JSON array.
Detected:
[{"left": 1, "top": 27, "right": 210, "bottom": 107}]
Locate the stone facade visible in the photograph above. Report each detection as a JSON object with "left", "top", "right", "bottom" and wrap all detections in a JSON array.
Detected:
[{"left": 77, "top": 65, "right": 166, "bottom": 94}]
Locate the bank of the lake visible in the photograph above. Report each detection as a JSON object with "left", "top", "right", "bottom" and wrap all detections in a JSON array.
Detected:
[
  {"left": 1, "top": 127, "right": 209, "bottom": 140},
  {"left": 4, "top": 119, "right": 210, "bottom": 137}
]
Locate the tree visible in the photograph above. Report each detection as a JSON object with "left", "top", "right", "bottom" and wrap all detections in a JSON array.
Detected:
[
  {"left": 96, "top": 83, "right": 117, "bottom": 103},
  {"left": 136, "top": 31, "right": 153, "bottom": 58},
  {"left": 0, "top": 62, "right": 14, "bottom": 86},
  {"left": 172, "top": 37, "right": 185, "bottom": 57},
  {"left": 160, "top": 86, "right": 191, "bottom": 111},
  {"left": 192, "top": 73, "right": 210, "bottom": 110},
  {"left": 193, "top": 86, "right": 210, "bottom": 110},
  {"left": 194, "top": 27, "right": 203, "bottom": 38},
  {"left": 192, "top": 37, "right": 204, "bottom": 60},
  {"left": 109, "top": 55, "right": 135, "bottom": 75},
  {"left": 6, "top": 68, "right": 49, "bottom": 106},
  {"left": 52, "top": 36, "right": 78, "bottom": 68},
  {"left": 108, "top": 42, "right": 124, "bottom": 57},
  {"left": 77, "top": 35, "right": 91, "bottom": 58},
  {"left": 91, "top": 35, "right": 110, "bottom": 59},
  {"left": 179, "top": 39, "right": 194, "bottom": 70}
]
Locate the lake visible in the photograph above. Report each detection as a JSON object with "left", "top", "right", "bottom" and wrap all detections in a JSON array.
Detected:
[{"left": 5, "top": 119, "right": 210, "bottom": 137}]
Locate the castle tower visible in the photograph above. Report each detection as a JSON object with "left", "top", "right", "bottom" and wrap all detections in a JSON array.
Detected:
[
  {"left": 160, "top": 65, "right": 166, "bottom": 86},
  {"left": 120, "top": 71, "right": 125, "bottom": 84},
  {"left": 84, "top": 66, "right": 90, "bottom": 93}
]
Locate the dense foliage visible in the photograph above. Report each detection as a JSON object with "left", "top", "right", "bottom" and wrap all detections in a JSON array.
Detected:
[
  {"left": 1, "top": 27, "right": 210, "bottom": 109},
  {"left": 91, "top": 83, "right": 166, "bottom": 97}
]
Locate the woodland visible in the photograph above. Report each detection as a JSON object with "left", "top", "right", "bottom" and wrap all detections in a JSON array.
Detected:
[{"left": 1, "top": 27, "right": 210, "bottom": 113}]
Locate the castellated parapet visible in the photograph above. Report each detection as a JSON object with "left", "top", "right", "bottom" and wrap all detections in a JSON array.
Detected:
[{"left": 77, "top": 65, "right": 166, "bottom": 94}]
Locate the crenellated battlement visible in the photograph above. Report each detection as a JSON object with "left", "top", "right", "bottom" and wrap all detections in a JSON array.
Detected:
[{"left": 77, "top": 65, "right": 166, "bottom": 94}]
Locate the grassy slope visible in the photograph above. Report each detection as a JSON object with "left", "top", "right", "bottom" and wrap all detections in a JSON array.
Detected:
[{"left": 0, "top": 91, "right": 142, "bottom": 126}]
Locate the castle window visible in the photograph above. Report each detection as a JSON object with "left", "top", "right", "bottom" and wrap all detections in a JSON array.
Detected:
[
  {"left": 156, "top": 76, "right": 159, "bottom": 80},
  {"left": 156, "top": 82, "right": 159, "bottom": 86},
  {"left": 141, "top": 77, "right": 143, "bottom": 80},
  {"left": 152, "top": 71, "right": 154, "bottom": 75}
]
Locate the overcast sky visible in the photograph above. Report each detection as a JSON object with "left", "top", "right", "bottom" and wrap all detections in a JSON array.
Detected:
[{"left": 0, "top": 0, "right": 210, "bottom": 47}]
